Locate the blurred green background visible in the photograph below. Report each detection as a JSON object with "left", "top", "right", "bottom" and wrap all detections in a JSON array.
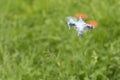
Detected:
[{"left": 0, "top": 0, "right": 120, "bottom": 80}]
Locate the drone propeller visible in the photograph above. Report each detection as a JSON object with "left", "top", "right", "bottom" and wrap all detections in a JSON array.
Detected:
[
  {"left": 76, "top": 13, "right": 87, "bottom": 19},
  {"left": 88, "top": 20, "right": 98, "bottom": 28}
]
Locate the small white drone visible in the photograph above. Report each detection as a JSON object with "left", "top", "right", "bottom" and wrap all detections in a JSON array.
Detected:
[{"left": 66, "top": 13, "right": 97, "bottom": 36}]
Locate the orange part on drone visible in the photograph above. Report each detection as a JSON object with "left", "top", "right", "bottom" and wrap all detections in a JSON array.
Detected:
[
  {"left": 76, "top": 13, "right": 87, "bottom": 19},
  {"left": 88, "top": 20, "right": 98, "bottom": 28}
]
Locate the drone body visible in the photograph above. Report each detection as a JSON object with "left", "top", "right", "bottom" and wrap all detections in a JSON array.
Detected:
[{"left": 66, "top": 13, "right": 97, "bottom": 36}]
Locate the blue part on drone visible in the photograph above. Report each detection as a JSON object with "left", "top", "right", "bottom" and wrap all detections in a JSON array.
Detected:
[
  {"left": 69, "top": 23, "right": 75, "bottom": 27},
  {"left": 78, "top": 31, "right": 83, "bottom": 36}
]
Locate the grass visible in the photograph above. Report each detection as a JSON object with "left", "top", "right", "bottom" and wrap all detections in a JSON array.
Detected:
[{"left": 0, "top": 0, "right": 120, "bottom": 80}]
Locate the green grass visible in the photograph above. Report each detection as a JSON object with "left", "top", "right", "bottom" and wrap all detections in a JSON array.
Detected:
[{"left": 0, "top": 0, "right": 120, "bottom": 80}]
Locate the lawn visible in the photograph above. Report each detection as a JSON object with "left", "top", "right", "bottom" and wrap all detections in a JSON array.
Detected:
[{"left": 0, "top": 0, "right": 120, "bottom": 80}]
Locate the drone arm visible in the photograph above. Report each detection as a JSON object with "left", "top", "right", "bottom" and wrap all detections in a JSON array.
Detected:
[
  {"left": 78, "top": 18, "right": 86, "bottom": 24},
  {"left": 68, "top": 22, "right": 76, "bottom": 29},
  {"left": 67, "top": 17, "right": 76, "bottom": 29}
]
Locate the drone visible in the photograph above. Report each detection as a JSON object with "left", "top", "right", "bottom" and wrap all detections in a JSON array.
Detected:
[{"left": 66, "top": 13, "right": 98, "bottom": 36}]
